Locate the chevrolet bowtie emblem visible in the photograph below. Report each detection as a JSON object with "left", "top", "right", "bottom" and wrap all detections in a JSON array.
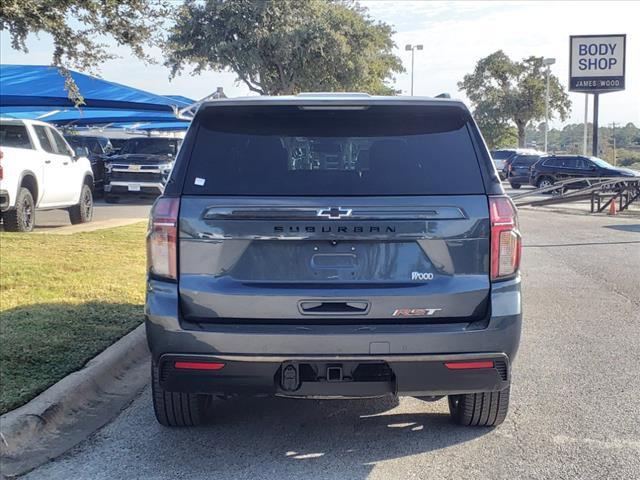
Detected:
[{"left": 317, "top": 207, "right": 352, "bottom": 219}]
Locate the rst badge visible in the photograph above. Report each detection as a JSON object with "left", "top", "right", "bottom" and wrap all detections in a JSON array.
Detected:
[{"left": 392, "top": 308, "right": 442, "bottom": 317}]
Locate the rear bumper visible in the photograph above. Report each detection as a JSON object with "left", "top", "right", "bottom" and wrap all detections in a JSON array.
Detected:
[
  {"left": 157, "top": 352, "right": 510, "bottom": 397},
  {"left": 146, "top": 276, "right": 521, "bottom": 397}
]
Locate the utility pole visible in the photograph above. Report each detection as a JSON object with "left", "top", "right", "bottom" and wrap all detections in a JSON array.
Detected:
[
  {"left": 592, "top": 93, "right": 599, "bottom": 156},
  {"left": 583, "top": 95, "right": 589, "bottom": 155},
  {"left": 610, "top": 122, "right": 617, "bottom": 165},
  {"left": 405, "top": 44, "right": 423, "bottom": 96},
  {"left": 543, "top": 58, "right": 556, "bottom": 152}
]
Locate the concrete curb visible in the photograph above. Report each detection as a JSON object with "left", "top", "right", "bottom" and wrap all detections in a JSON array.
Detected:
[{"left": 0, "top": 324, "right": 150, "bottom": 478}]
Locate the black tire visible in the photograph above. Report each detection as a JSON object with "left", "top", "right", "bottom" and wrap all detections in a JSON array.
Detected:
[
  {"left": 151, "top": 362, "right": 211, "bottom": 427},
  {"left": 536, "top": 176, "right": 554, "bottom": 189},
  {"left": 510, "top": 183, "right": 521, "bottom": 189},
  {"left": 68, "top": 184, "right": 94, "bottom": 224},
  {"left": 3, "top": 187, "right": 35, "bottom": 232},
  {"left": 448, "top": 386, "right": 510, "bottom": 427}
]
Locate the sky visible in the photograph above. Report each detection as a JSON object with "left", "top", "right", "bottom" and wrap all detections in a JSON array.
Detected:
[{"left": 1, "top": 0, "right": 639, "bottom": 128}]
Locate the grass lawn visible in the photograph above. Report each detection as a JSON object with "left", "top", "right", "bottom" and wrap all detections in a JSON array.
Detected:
[{"left": 0, "top": 222, "right": 147, "bottom": 414}]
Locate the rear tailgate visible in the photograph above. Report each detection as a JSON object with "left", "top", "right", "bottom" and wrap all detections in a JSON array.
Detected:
[
  {"left": 179, "top": 195, "right": 489, "bottom": 322},
  {"left": 174, "top": 102, "right": 491, "bottom": 324}
]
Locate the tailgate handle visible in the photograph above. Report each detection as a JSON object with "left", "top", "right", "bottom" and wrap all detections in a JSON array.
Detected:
[{"left": 299, "top": 301, "right": 369, "bottom": 315}]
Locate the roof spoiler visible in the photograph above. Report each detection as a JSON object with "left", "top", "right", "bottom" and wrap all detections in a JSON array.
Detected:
[{"left": 435, "top": 93, "right": 451, "bottom": 99}]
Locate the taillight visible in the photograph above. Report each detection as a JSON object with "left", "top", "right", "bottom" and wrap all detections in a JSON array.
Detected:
[
  {"left": 147, "top": 197, "right": 179, "bottom": 280},
  {"left": 174, "top": 361, "right": 225, "bottom": 371},
  {"left": 445, "top": 360, "right": 494, "bottom": 370},
  {"left": 489, "top": 196, "right": 521, "bottom": 280}
]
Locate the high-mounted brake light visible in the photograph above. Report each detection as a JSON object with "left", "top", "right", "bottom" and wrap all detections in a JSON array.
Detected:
[
  {"left": 489, "top": 196, "right": 521, "bottom": 281},
  {"left": 147, "top": 197, "right": 179, "bottom": 280}
]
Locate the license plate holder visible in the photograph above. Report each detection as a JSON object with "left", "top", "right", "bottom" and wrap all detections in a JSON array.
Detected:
[{"left": 128, "top": 184, "right": 141, "bottom": 192}]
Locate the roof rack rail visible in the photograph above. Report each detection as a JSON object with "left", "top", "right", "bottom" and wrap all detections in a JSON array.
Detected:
[{"left": 435, "top": 92, "right": 451, "bottom": 99}]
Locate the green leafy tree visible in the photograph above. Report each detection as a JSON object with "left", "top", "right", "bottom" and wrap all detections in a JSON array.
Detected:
[
  {"left": 0, "top": 0, "right": 170, "bottom": 104},
  {"left": 474, "top": 113, "right": 518, "bottom": 149},
  {"left": 164, "top": 0, "right": 404, "bottom": 95},
  {"left": 459, "top": 50, "right": 571, "bottom": 147}
]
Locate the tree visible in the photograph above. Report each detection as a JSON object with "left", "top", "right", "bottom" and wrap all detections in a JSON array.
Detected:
[
  {"left": 459, "top": 50, "right": 571, "bottom": 147},
  {"left": 474, "top": 112, "right": 518, "bottom": 149},
  {"left": 0, "top": 0, "right": 170, "bottom": 104},
  {"left": 164, "top": 0, "right": 404, "bottom": 95}
]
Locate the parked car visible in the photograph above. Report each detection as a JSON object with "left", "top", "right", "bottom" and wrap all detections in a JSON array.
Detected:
[
  {"left": 103, "top": 137, "right": 182, "bottom": 202},
  {"left": 491, "top": 149, "right": 541, "bottom": 181},
  {"left": 146, "top": 93, "right": 522, "bottom": 428},
  {"left": 530, "top": 154, "right": 639, "bottom": 189},
  {"left": 504, "top": 153, "right": 541, "bottom": 188},
  {"left": 0, "top": 118, "right": 94, "bottom": 232},
  {"left": 64, "top": 134, "right": 113, "bottom": 192},
  {"left": 490, "top": 149, "right": 518, "bottom": 179}
]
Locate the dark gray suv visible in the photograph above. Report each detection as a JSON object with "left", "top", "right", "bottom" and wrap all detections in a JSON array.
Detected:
[{"left": 145, "top": 93, "right": 522, "bottom": 428}]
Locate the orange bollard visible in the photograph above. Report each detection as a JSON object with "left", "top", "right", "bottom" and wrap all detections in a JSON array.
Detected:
[{"left": 608, "top": 199, "right": 618, "bottom": 216}]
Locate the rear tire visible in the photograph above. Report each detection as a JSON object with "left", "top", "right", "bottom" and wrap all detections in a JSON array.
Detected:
[
  {"left": 448, "top": 386, "right": 510, "bottom": 427},
  {"left": 68, "top": 184, "right": 94, "bottom": 224},
  {"left": 151, "top": 362, "right": 212, "bottom": 427},
  {"left": 510, "top": 183, "right": 521, "bottom": 189},
  {"left": 3, "top": 187, "right": 35, "bottom": 232},
  {"left": 537, "top": 176, "right": 554, "bottom": 189}
]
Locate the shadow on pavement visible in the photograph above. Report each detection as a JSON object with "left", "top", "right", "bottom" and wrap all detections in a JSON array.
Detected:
[
  {"left": 132, "top": 393, "right": 490, "bottom": 479},
  {"left": 603, "top": 224, "right": 640, "bottom": 233}
]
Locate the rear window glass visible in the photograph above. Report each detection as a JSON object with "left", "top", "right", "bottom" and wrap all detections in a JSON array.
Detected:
[
  {"left": 513, "top": 155, "right": 540, "bottom": 166},
  {"left": 183, "top": 105, "right": 484, "bottom": 196},
  {"left": 121, "top": 138, "right": 181, "bottom": 155},
  {"left": 33, "top": 125, "right": 55, "bottom": 154},
  {"left": 66, "top": 136, "right": 104, "bottom": 154},
  {"left": 491, "top": 151, "right": 514, "bottom": 160},
  {"left": 0, "top": 124, "right": 33, "bottom": 149}
]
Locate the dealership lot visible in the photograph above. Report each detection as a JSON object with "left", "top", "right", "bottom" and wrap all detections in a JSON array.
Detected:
[
  {"left": 27, "top": 199, "right": 152, "bottom": 229},
  {"left": 23, "top": 207, "right": 640, "bottom": 480}
]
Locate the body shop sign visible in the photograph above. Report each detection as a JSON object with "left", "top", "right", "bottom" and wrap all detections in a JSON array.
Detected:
[{"left": 570, "top": 35, "right": 626, "bottom": 92}]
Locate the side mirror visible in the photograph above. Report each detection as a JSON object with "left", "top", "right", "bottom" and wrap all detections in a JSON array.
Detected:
[
  {"left": 589, "top": 165, "right": 597, "bottom": 171},
  {"left": 74, "top": 146, "right": 89, "bottom": 158}
]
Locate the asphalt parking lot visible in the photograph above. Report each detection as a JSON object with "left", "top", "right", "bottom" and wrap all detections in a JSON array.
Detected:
[
  {"left": 29, "top": 198, "right": 152, "bottom": 229},
  {"left": 22, "top": 205, "right": 640, "bottom": 480}
]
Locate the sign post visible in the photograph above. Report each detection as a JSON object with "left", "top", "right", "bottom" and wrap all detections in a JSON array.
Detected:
[{"left": 569, "top": 34, "right": 626, "bottom": 156}]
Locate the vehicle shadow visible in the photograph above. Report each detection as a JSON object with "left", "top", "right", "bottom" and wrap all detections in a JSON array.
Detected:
[
  {"left": 98, "top": 196, "right": 156, "bottom": 206},
  {"left": 135, "top": 391, "right": 492, "bottom": 480},
  {"left": 603, "top": 224, "right": 640, "bottom": 233}
]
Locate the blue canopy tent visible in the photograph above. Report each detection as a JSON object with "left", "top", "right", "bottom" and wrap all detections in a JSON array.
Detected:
[
  {"left": 112, "top": 121, "right": 190, "bottom": 131},
  {"left": 0, "top": 65, "right": 193, "bottom": 131},
  {"left": 0, "top": 65, "right": 191, "bottom": 111},
  {"left": 0, "top": 105, "right": 188, "bottom": 125}
]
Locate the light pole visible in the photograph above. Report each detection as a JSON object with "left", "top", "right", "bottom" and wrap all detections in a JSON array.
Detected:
[
  {"left": 542, "top": 57, "right": 556, "bottom": 152},
  {"left": 405, "top": 44, "right": 423, "bottom": 96}
]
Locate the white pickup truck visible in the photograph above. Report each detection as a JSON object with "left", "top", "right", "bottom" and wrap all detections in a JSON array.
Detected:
[{"left": 0, "top": 118, "right": 94, "bottom": 232}]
